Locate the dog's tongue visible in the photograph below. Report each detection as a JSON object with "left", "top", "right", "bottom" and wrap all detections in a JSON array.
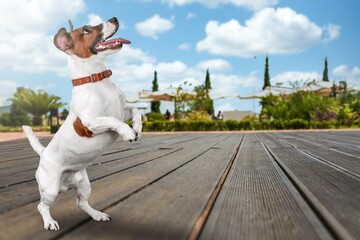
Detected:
[
  {"left": 95, "top": 38, "right": 131, "bottom": 50},
  {"left": 113, "top": 38, "right": 131, "bottom": 44}
]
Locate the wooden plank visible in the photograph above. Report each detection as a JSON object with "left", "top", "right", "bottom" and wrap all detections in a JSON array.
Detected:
[
  {"left": 280, "top": 131, "right": 360, "bottom": 155},
  {"left": 274, "top": 132, "right": 360, "bottom": 177},
  {"left": 0, "top": 147, "right": 183, "bottom": 213},
  {"left": 57, "top": 134, "right": 242, "bottom": 240},
  {"left": 0, "top": 138, "right": 51, "bottom": 162},
  {"left": 0, "top": 134, "right": 181, "bottom": 187},
  {"left": 200, "top": 133, "right": 332, "bottom": 240},
  {"left": 260, "top": 132, "right": 360, "bottom": 240},
  {"left": 0, "top": 134, "right": 230, "bottom": 239}
]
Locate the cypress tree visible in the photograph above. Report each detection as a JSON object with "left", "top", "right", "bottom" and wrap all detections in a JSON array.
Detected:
[
  {"left": 205, "top": 68, "right": 212, "bottom": 90},
  {"left": 151, "top": 70, "right": 160, "bottom": 113},
  {"left": 263, "top": 55, "right": 271, "bottom": 90},
  {"left": 322, "top": 57, "right": 329, "bottom": 82},
  {"left": 204, "top": 69, "right": 214, "bottom": 115}
]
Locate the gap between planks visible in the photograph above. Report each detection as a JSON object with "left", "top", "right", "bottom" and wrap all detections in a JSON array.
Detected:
[{"left": 187, "top": 135, "right": 243, "bottom": 240}]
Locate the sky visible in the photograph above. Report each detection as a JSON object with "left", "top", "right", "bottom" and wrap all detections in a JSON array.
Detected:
[{"left": 0, "top": 0, "right": 359, "bottom": 114}]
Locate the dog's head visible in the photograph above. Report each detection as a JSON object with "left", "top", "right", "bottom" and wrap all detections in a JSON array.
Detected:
[{"left": 54, "top": 17, "right": 130, "bottom": 58}]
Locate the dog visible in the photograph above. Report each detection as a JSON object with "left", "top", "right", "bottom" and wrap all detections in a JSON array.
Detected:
[{"left": 22, "top": 17, "right": 142, "bottom": 231}]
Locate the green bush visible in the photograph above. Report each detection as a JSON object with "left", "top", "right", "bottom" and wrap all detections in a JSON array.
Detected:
[
  {"left": 0, "top": 125, "right": 50, "bottom": 132},
  {"left": 289, "top": 118, "right": 308, "bottom": 129},
  {"left": 145, "top": 112, "right": 165, "bottom": 122},
  {"left": 225, "top": 120, "right": 239, "bottom": 130},
  {"left": 0, "top": 113, "right": 11, "bottom": 126}
]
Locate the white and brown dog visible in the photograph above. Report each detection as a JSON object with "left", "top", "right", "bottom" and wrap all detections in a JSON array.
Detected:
[{"left": 22, "top": 17, "right": 142, "bottom": 231}]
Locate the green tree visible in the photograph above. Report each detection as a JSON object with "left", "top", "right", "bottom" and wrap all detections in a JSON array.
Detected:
[
  {"left": 263, "top": 55, "right": 271, "bottom": 90},
  {"left": 174, "top": 83, "right": 189, "bottom": 120},
  {"left": 0, "top": 113, "right": 11, "bottom": 126},
  {"left": 322, "top": 57, "right": 329, "bottom": 82},
  {"left": 261, "top": 91, "right": 339, "bottom": 122},
  {"left": 151, "top": 71, "right": 161, "bottom": 113},
  {"left": 205, "top": 68, "right": 212, "bottom": 89},
  {"left": 338, "top": 104, "right": 356, "bottom": 126},
  {"left": 203, "top": 69, "right": 214, "bottom": 115},
  {"left": 60, "top": 108, "right": 69, "bottom": 121},
  {"left": 9, "top": 102, "right": 32, "bottom": 126},
  {"left": 10, "top": 87, "right": 64, "bottom": 126},
  {"left": 0, "top": 102, "right": 32, "bottom": 126}
]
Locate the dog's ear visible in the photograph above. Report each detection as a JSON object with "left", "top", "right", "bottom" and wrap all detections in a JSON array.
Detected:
[
  {"left": 54, "top": 28, "right": 74, "bottom": 52},
  {"left": 68, "top": 20, "right": 74, "bottom": 32}
]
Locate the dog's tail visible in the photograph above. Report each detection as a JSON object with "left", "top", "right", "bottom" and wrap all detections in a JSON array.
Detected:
[{"left": 22, "top": 126, "right": 44, "bottom": 155}]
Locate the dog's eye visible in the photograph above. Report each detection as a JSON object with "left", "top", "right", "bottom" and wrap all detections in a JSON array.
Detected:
[{"left": 83, "top": 26, "right": 92, "bottom": 35}]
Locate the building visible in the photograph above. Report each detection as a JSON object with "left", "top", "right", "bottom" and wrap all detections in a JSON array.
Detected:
[{"left": 223, "top": 111, "right": 253, "bottom": 121}]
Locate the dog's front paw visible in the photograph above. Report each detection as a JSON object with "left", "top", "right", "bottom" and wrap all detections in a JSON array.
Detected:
[
  {"left": 117, "top": 123, "right": 136, "bottom": 142},
  {"left": 132, "top": 122, "right": 142, "bottom": 141}
]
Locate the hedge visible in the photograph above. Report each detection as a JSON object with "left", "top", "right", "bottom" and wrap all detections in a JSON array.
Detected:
[
  {"left": 0, "top": 125, "right": 50, "bottom": 132},
  {"left": 142, "top": 119, "right": 359, "bottom": 132},
  {"left": 1, "top": 119, "right": 358, "bottom": 133}
]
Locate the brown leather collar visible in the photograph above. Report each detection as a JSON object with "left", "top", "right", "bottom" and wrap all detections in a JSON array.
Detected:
[{"left": 72, "top": 69, "right": 112, "bottom": 86}]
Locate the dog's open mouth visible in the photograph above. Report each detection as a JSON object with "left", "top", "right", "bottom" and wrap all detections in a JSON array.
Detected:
[{"left": 94, "top": 37, "right": 131, "bottom": 51}]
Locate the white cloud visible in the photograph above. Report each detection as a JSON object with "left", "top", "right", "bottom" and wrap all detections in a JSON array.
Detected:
[
  {"left": 210, "top": 72, "right": 259, "bottom": 98},
  {"left": 186, "top": 12, "right": 196, "bottom": 20},
  {"left": 135, "top": 14, "right": 174, "bottom": 39},
  {"left": 196, "top": 8, "right": 338, "bottom": 57},
  {"left": 108, "top": 46, "right": 156, "bottom": 65},
  {"left": 88, "top": 14, "right": 104, "bottom": 26},
  {"left": 196, "top": 59, "right": 232, "bottom": 72},
  {"left": 0, "top": 0, "right": 85, "bottom": 33},
  {"left": 108, "top": 45, "right": 257, "bottom": 100},
  {"left": 323, "top": 24, "right": 341, "bottom": 42},
  {"left": 332, "top": 65, "right": 360, "bottom": 86},
  {"left": 179, "top": 43, "right": 191, "bottom": 50},
  {"left": 0, "top": 0, "right": 85, "bottom": 74},
  {"left": 0, "top": 80, "right": 17, "bottom": 106},
  {"left": 164, "top": 0, "right": 278, "bottom": 10}
]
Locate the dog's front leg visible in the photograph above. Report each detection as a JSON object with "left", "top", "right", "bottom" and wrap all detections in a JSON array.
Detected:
[
  {"left": 84, "top": 116, "right": 136, "bottom": 141},
  {"left": 125, "top": 107, "right": 142, "bottom": 141}
]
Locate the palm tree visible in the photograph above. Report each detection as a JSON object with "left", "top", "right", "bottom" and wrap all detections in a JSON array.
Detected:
[{"left": 10, "top": 88, "right": 64, "bottom": 126}]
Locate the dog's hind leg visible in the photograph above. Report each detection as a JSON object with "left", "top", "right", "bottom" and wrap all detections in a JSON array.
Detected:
[
  {"left": 36, "top": 164, "right": 61, "bottom": 231},
  {"left": 73, "top": 169, "right": 111, "bottom": 221}
]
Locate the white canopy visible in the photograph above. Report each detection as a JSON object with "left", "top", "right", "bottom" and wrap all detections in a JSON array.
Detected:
[
  {"left": 293, "top": 80, "right": 333, "bottom": 93},
  {"left": 138, "top": 88, "right": 196, "bottom": 102},
  {"left": 238, "top": 86, "right": 292, "bottom": 99}
]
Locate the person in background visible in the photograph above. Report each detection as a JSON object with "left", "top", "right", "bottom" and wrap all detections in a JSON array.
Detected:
[
  {"left": 165, "top": 109, "right": 171, "bottom": 120},
  {"left": 216, "top": 111, "right": 223, "bottom": 120}
]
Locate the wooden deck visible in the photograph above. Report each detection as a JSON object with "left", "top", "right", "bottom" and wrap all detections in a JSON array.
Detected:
[{"left": 0, "top": 131, "right": 359, "bottom": 240}]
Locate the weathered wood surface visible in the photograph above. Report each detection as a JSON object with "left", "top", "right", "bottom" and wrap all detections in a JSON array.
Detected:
[{"left": 0, "top": 131, "right": 359, "bottom": 240}]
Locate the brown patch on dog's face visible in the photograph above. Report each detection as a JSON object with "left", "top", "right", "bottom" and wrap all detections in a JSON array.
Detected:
[
  {"left": 54, "top": 18, "right": 128, "bottom": 58},
  {"left": 54, "top": 23, "right": 103, "bottom": 58},
  {"left": 68, "top": 24, "right": 104, "bottom": 58}
]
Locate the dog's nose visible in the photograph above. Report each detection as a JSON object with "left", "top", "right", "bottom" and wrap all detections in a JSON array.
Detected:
[{"left": 108, "top": 17, "right": 118, "bottom": 24}]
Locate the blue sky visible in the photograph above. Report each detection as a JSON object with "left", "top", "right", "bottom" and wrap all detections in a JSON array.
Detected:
[{"left": 0, "top": 0, "right": 359, "bottom": 114}]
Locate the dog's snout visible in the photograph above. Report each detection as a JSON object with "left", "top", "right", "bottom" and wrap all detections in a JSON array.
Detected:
[{"left": 108, "top": 17, "right": 118, "bottom": 24}]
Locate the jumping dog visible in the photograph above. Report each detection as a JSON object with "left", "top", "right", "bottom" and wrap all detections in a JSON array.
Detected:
[{"left": 23, "top": 17, "right": 142, "bottom": 231}]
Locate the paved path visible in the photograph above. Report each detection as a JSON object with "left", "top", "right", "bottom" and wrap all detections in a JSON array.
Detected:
[
  {"left": 0, "top": 131, "right": 359, "bottom": 240},
  {"left": 0, "top": 132, "right": 52, "bottom": 142}
]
